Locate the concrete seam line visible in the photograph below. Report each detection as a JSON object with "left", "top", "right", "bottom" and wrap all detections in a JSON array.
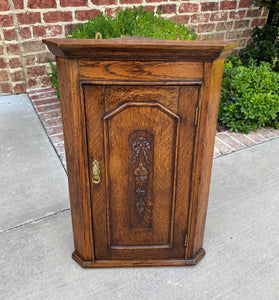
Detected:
[{"left": 0, "top": 208, "right": 70, "bottom": 236}]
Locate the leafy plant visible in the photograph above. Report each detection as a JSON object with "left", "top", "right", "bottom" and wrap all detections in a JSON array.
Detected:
[
  {"left": 218, "top": 56, "right": 279, "bottom": 133},
  {"left": 68, "top": 6, "right": 197, "bottom": 40},
  {"left": 47, "top": 60, "right": 59, "bottom": 99},
  {"left": 239, "top": 24, "right": 279, "bottom": 72},
  {"left": 49, "top": 6, "right": 196, "bottom": 98}
]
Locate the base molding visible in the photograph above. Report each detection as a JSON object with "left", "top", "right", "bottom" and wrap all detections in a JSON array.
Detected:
[{"left": 72, "top": 248, "right": 205, "bottom": 268}]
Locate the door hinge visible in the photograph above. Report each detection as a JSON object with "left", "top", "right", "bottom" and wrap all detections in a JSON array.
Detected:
[
  {"left": 194, "top": 106, "right": 199, "bottom": 126},
  {"left": 184, "top": 232, "right": 188, "bottom": 247}
]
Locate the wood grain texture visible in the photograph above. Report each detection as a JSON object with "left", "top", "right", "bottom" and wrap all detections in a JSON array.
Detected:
[
  {"left": 186, "top": 59, "right": 226, "bottom": 259},
  {"left": 56, "top": 57, "right": 94, "bottom": 261},
  {"left": 104, "top": 86, "right": 179, "bottom": 113},
  {"left": 43, "top": 37, "right": 238, "bottom": 61},
  {"left": 46, "top": 38, "right": 237, "bottom": 267},
  {"left": 79, "top": 61, "right": 203, "bottom": 82}
]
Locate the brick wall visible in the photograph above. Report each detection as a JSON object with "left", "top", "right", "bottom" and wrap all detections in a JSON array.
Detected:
[{"left": 0, "top": 0, "right": 266, "bottom": 95}]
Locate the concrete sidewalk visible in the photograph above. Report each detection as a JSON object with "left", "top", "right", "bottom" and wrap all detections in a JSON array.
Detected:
[{"left": 1, "top": 94, "right": 279, "bottom": 300}]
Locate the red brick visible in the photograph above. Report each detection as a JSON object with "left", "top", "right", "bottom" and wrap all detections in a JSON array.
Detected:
[
  {"left": 234, "top": 19, "right": 250, "bottom": 29},
  {"left": 28, "top": 87, "right": 55, "bottom": 94},
  {"left": 27, "top": 78, "right": 37, "bottom": 88},
  {"left": 195, "top": 23, "right": 215, "bottom": 33},
  {"left": 0, "top": 70, "right": 9, "bottom": 81},
  {"left": 208, "top": 32, "right": 225, "bottom": 40},
  {"left": 13, "top": 0, "right": 24, "bottom": 9},
  {"left": 40, "top": 76, "right": 52, "bottom": 86},
  {"left": 62, "top": 0, "right": 87, "bottom": 6},
  {"left": 9, "top": 57, "right": 21, "bottom": 68},
  {"left": 179, "top": 3, "right": 199, "bottom": 13},
  {"left": 44, "top": 117, "right": 62, "bottom": 127},
  {"left": 0, "top": 45, "right": 3, "bottom": 55},
  {"left": 49, "top": 133, "right": 64, "bottom": 145},
  {"left": 36, "top": 52, "right": 55, "bottom": 63},
  {"left": 262, "top": 9, "right": 268, "bottom": 17},
  {"left": 7, "top": 43, "right": 20, "bottom": 55},
  {"left": 269, "top": 129, "right": 279, "bottom": 137},
  {"left": 33, "top": 25, "right": 62, "bottom": 38},
  {"left": 27, "top": 0, "right": 56, "bottom": 8},
  {"left": 217, "top": 132, "right": 244, "bottom": 150},
  {"left": 229, "top": 10, "right": 246, "bottom": 19},
  {"left": 30, "top": 91, "right": 57, "bottom": 100},
  {"left": 24, "top": 55, "right": 36, "bottom": 66},
  {"left": 171, "top": 15, "right": 190, "bottom": 24},
  {"left": 14, "top": 82, "right": 26, "bottom": 93},
  {"left": 27, "top": 66, "right": 46, "bottom": 77},
  {"left": 105, "top": 8, "right": 117, "bottom": 17},
  {"left": 158, "top": 4, "right": 176, "bottom": 14},
  {"left": 255, "top": 128, "right": 277, "bottom": 139},
  {"left": 39, "top": 109, "right": 62, "bottom": 121},
  {"left": 43, "top": 11, "right": 73, "bottom": 23},
  {"left": 214, "top": 137, "right": 233, "bottom": 155},
  {"left": 0, "top": 15, "right": 13, "bottom": 27},
  {"left": 0, "top": 0, "right": 10, "bottom": 11},
  {"left": 120, "top": 0, "right": 141, "bottom": 3},
  {"left": 251, "top": 18, "right": 266, "bottom": 27},
  {"left": 0, "top": 58, "right": 6, "bottom": 69},
  {"left": 226, "top": 132, "right": 255, "bottom": 146},
  {"left": 142, "top": 6, "right": 156, "bottom": 12},
  {"left": 239, "top": 0, "right": 253, "bottom": 8},
  {"left": 46, "top": 124, "right": 63, "bottom": 136},
  {"left": 201, "top": 2, "right": 219, "bottom": 11},
  {"left": 245, "top": 131, "right": 265, "bottom": 143},
  {"left": 0, "top": 83, "right": 13, "bottom": 93},
  {"left": 75, "top": 9, "right": 100, "bottom": 21},
  {"left": 216, "top": 21, "right": 233, "bottom": 31},
  {"left": 65, "top": 23, "right": 78, "bottom": 34},
  {"left": 246, "top": 8, "right": 262, "bottom": 17},
  {"left": 191, "top": 13, "right": 210, "bottom": 23},
  {"left": 92, "top": 0, "right": 116, "bottom": 4},
  {"left": 213, "top": 147, "right": 221, "bottom": 158},
  {"left": 11, "top": 70, "right": 24, "bottom": 82},
  {"left": 3, "top": 28, "right": 17, "bottom": 41},
  {"left": 146, "top": 0, "right": 164, "bottom": 2},
  {"left": 210, "top": 11, "right": 228, "bottom": 21},
  {"left": 32, "top": 97, "right": 59, "bottom": 106},
  {"left": 36, "top": 103, "right": 61, "bottom": 113},
  {"left": 220, "top": 1, "right": 237, "bottom": 10},
  {"left": 50, "top": 133, "right": 64, "bottom": 145},
  {"left": 226, "top": 29, "right": 251, "bottom": 39},
  {"left": 22, "top": 40, "right": 46, "bottom": 53},
  {"left": 19, "top": 27, "right": 32, "bottom": 39},
  {"left": 17, "top": 12, "right": 41, "bottom": 25}
]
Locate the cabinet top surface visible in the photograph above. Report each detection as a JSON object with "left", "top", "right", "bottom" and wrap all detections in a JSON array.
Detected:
[{"left": 43, "top": 37, "right": 237, "bottom": 61}]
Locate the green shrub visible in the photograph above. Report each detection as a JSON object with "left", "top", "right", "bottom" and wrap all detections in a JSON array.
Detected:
[
  {"left": 68, "top": 6, "right": 197, "bottom": 40},
  {"left": 49, "top": 6, "right": 196, "bottom": 98},
  {"left": 239, "top": 24, "right": 279, "bottom": 72},
  {"left": 47, "top": 61, "right": 59, "bottom": 99},
  {"left": 218, "top": 56, "right": 279, "bottom": 133}
]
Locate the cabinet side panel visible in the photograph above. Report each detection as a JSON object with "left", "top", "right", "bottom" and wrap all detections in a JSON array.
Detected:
[
  {"left": 187, "top": 59, "right": 225, "bottom": 258},
  {"left": 56, "top": 57, "right": 93, "bottom": 260}
]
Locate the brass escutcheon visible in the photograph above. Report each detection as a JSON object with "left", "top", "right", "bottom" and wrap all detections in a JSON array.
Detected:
[{"left": 92, "top": 160, "right": 101, "bottom": 184}]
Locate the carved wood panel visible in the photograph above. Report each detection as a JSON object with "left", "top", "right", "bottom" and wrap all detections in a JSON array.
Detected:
[
  {"left": 128, "top": 130, "right": 154, "bottom": 229},
  {"left": 103, "top": 102, "right": 179, "bottom": 248}
]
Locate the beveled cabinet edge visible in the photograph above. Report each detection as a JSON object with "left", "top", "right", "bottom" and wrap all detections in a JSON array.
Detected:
[{"left": 72, "top": 248, "right": 205, "bottom": 268}]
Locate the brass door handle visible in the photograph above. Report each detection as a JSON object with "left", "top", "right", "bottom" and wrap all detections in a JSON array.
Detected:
[{"left": 92, "top": 160, "right": 101, "bottom": 184}]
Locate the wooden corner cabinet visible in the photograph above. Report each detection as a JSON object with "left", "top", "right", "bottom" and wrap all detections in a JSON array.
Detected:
[{"left": 43, "top": 37, "right": 236, "bottom": 268}]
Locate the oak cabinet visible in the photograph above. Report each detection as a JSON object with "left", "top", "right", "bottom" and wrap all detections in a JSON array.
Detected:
[{"left": 44, "top": 38, "right": 236, "bottom": 267}]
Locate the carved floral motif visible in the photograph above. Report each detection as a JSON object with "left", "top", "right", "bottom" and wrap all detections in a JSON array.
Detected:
[{"left": 132, "top": 137, "right": 151, "bottom": 216}]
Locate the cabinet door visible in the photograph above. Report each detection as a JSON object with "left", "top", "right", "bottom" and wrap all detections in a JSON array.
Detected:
[{"left": 84, "top": 85, "right": 199, "bottom": 261}]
